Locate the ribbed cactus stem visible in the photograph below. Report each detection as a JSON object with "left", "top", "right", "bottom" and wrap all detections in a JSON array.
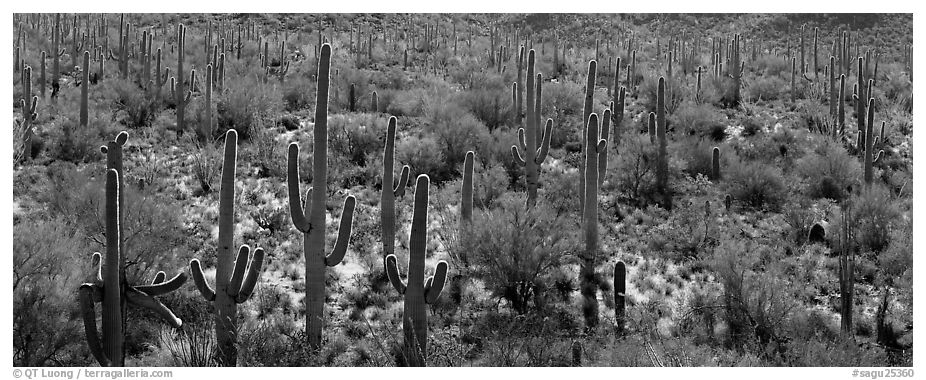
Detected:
[
  {"left": 581, "top": 113, "right": 606, "bottom": 330},
  {"left": 510, "top": 50, "right": 552, "bottom": 208},
  {"left": 288, "top": 44, "right": 355, "bottom": 349},
  {"left": 656, "top": 77, "right": 669, "bottom": 207},
  {"left": 711, "top": 147, "right": 721, "bottom": 181},
  {"left": 598, "top": 108, "right": 611, "bottom": 186},
  {"left": 615, "top": 261, "right": 626, "bottom": 333},
  {"left": 188, "top": 130, "right": 265, "bottom": 366},
  {"left": 579, "top": 60, "right": 597, "bottom": 211},
  {"left": 461, "top": 151, "right": 474, "bottom": 225},
  {"left": 864, "top": 98, "right": 876, "bottom": 184},
  {"left": 80, "top": 51, "right": 89, "bottom": 127},
  {"left": 384, "top": 175, "right": 448, "bottom": 366},
  {"left": 382, "top": 116, "right": 410, "bottom": 262},
  {"left": 101, "top": 169, "right": 123, "bottom": 366}
]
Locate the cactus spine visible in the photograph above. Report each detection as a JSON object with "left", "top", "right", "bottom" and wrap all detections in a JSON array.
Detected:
[
  {"left": 511, "top": 49, "right": 553, "bottom": 208},
  {"left": 385, "top": 175, "right": 449, "bottom": 367},
  {"left": 581, "top": 113, "right": 607, "bottom": 330},
  {"left": 189, "top": 130, "right": 265, "bottom": 366},
  {"left": 287, "top": 44, "right": 356, "bottom": 349},
  {"left": 382, "top": 116, "right": 411, "bottom": 264},
  {"left": 81, "top": 133, "right": 187, "bottom": 367}
]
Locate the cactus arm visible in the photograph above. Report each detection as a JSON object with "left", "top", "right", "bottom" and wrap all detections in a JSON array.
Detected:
[
  {"left": 385, "top": 254, "right": 407, "bottom": 294},
  {"left": 227, "top": 245, "right": 251, "bottom": 298},
  {"left": 154, "top": 271, "right": 167, "bottom": 284},
  {"left": 394, "top": 165, "right": 410, "bottom": 197},
  {"left": 325, "top": 195, "right": 356, "bottom": 267},
  {"left": 235, "top": 247, "right": 265, "bottom": 303},
  {"left": 125, "top": 287, "right": 182, "bottom": 328},
  {"left": 189, "top": 259, "right": 216, "bottom": 302},
  {"left": 287, "top": 143, "right": 311, "bottom": 233},
  {"left": 134, "top": 272, "right": 187, "bottom": 296},
  {"left": 90, "top": 252, "right": 103, "bottom": 284},
  {"left": 511, "top": 145, "right": 526, "bottom": 166},
  {"left": 596, "top": 139, "right": 607, "bottom": 154},
  {"left": 78, "top": 284, "right": 110, "bottom": 367},
  {"left": 535, "top": 118, "right": 553, "bottom": 164},
  {"left": 425, "top": 261, "right": 448, "bottom": 304},
  {"left": 517, "top": 128, "right": 527, "bottom": 152}
]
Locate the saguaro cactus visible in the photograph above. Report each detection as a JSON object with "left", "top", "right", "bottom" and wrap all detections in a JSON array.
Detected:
[
  {"left": 711, "top": 147, "right": 721, "bottom": 181},
  {"left": 287, "top": 43, "right": 357, "bottom": 349},
  {"left": 579, "top": 59, "right": 597, "bottom": 211},
  {"left": 172, "top": 24, "right": 193, "bottom": 135},
  {"left": 80, "top": 51, "right": 89, "bottom": 127},
  {"left": 18, "top": 66, "right": 37, "bottom": 162},
  {"left": 655, "top": 77, "right": 670, "bottom": 209},
  {"left": 614, "top": 261, "right": 626, "bottom": 333},
  {"left": 381, "top": 116, "right": 411, "bottom": 263},
  {"left": 189, "top": 130, "right": 265, "bottom": 366},
  {"left": 580, "top": 113, "right": 607, "bottom": 330},
  {"left": 80, "top": 134, "right": 187, "bottom": 367},
  {"left": 385, "top": 175, "right": 449, "bottom": 367},
  {"left": 511, "top": 49, "right": 553, "bottom": 208}
]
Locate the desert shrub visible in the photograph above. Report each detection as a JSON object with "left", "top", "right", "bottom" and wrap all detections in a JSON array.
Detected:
[
  {"left": 677, "top": 137, "right": 720, "bottom": 179},
  {"left": 191, "top": 137, "right": 221, "bottom": 194},
  {"left": 541, "top": 80, "right": 585, "bottom": 149},
  {"left": 474, "top": 309, "right": 579, "bottom": 366},
  {"left": 108, "top": 79, "right": 160, "bottom": 128},
  {"left": 671, "top": 101, "right": 726, "bottom": 140},
  {"left": 850, "top": 184, "right": 900, "bottom": 253},
  {"left": 41, "top": 168, "right": 190, "bottom": 283},
  {"left": 473, "top": 163, "right": 509, "bottom": 210},
  {"left": 424, "top": 101, "right": 491, "bottom": 181},
  {"left": 248, "top": 122, "right": 288, "bottom": 179},
  {"left": 746, "top": 75, "right": 786, "bottom": 102},
  {"left": 13, "top": 217, "right": 87, "bottom": 366},
  {"left": 726, "top": 159, "right": 787, "bottom": 211},
  {"left": 329, "top": 114, "right": 384, "bottom": 167},
  {"left": 457, "top": 70, "right": 509, "bottom": 129},
  {"left": 395, "top": 134, "right": 444, "bottom": 180},
  {"left": 282, "top": 73, "right": 316, "bottom": 112},
  {"left": 216, "top": 74, "right": 281, "bottom": 140},
  {"left": 795, "top": 140, "right": 861, "bottom": 201},
  {"left": 469, "top": 193, "right": 575, "bottom": 314},
  {"left": 754, "top": 54, "right": 791, "bottom": 77},
  {"left": 711, "top": 239, "right": 796, "bottom": 355},
  {"left": 607, "top": 133, "right": 659, "bottom": 206}
]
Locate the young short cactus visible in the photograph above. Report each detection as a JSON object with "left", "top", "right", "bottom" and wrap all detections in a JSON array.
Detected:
[
  {"left": 385, "top": 175, "right": 449, "bottom": 367},
  {"left": 189, "top": 130, "right": 265, "bottom": 366},
  {"left": 381, "top": 116, "right": 411, "bottom": 264},
  {"left": 371, "top": 90, "right": 378, "bottom": 112},
  {"left": 511, "top": 49, "right": 553, "bottom": 208},
  {"left": 80, "top": 134, "right": 187, "bottom": 367},
  {"left": 711, "top": 147, "right": 721, "bottom": 181},
  {"left": 581, "top": 113, "right": 607, "bottom": 330},
  {"left": 614, "top": 261, "right": 626, "bottom": 333},
  {"left": 287, "top": 43, "right": 356, "bottom": 349}
]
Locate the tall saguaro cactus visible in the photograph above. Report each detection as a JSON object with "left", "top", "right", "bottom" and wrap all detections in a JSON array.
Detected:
[
  {"left": 80, "top": 134, "right": 187, "bottom": 367},
  {"left": 581, "top": 113, "right": 607, "bottom": 330},
  {"left": 18, "top": 66, "right": 37, "bottom": 163},
  {"left": 189, "top": 130, "right": 265, "bottom": 366},
  {"left": 655, "top": 77, "right": 670, "bottom": 209},
  {"left": 80, "top": 51, "right": 89, "bottom": 127},
  {"left": 172, "top": 24, "right": 193, "bottom": 135},
  {"left": 579, "top": 59, "right": 597, "bottom": 211},
  {"left": 511, "top": 49, "right": 553, "bottom": 208},
  {"left": 287, "top": 43, "right": 357, "bottom": 349},
  {"left": 385, "top": 175, "right": 449, "bottom": 367},
  {"left": 382, "top": 116, "right": 411, "bottom": 264}
]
